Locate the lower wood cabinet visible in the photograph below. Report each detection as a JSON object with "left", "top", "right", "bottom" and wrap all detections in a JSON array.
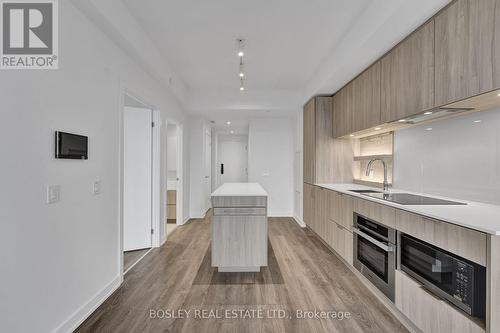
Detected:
[
  {"left": 331, "top": 222, "right": 353, "bottom": 265},
  {"left": 303, "top": 183, "right": 315, "bottom": 230},
  {"left": 395, "top": 270, "right": 484, "bottom": 333},
  {"left": 353, "top": 197, "right": 396, "bottom": 228},
  {"left": 339, "top": 193, "right": 353, "bottom": 231},
  {"left": 396, "top": 210, "right": 487, "bottom": 266},
  {"left": 309, "top": 188, "right": 353, "bottom": 265}
]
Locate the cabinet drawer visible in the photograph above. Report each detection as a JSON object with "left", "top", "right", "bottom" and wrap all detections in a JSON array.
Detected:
[
  {"left": 213, "top": 207, "right": 266, "bottom": 216},
  {"left": 395, "top": 270, "right": 484, "bottom": 333},
  {"left": 212, "top": 196, "right": 267, "bottom": 208},
  {"left": 396, "top": 210, "right": 486, "bottom": 266},
  {"left": 353, "top": 198, "right": 396, "bottom": 228},
  {"left": 333, "top": 222, "right": 353, "bottom": 266}
]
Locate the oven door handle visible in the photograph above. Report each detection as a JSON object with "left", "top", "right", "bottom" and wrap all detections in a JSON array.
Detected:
[{"left": 353, "top": 227, "right": 394, "bottom": 252}]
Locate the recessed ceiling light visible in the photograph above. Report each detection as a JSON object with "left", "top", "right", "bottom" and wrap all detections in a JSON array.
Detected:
[
  {"left": 226, "top": 121, "right": 231, "bottom": 125},
  {"left": 240, "top": 86, "right": 245, "bottom": 91},
  {"left": 349, "top": 134, "right": 355, "bottom": 137},
  {"left": 474, "top": 119, "right": 482, "bottom": 123},
  {"left": 497, "top": 92, "right": 500, "bottom": 97},
  {"left": 238, "top": 51, "right": 244, "bottom": 57},
  {"left": 426, "top": 127, "right": 433, "bottom": 131},
  {"left": 374, "top": 127, "right": 382, "bottom": 130},
  {"left": 424, "top": 111, "right": 433, "bottom": 115},
  {"left": 239, "top": 72, "right": 244, "bottom": 77},
  {"left": 398, "top": 119, "right": 406, "bottom": 122}
]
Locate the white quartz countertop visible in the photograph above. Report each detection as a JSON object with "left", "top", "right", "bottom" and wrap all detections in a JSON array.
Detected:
[
  {"left": 316, "top": 183, "right": 500, "bottom": 235},
  {"left": 211, "top": 182, "right": 268, "bottom": 197}
]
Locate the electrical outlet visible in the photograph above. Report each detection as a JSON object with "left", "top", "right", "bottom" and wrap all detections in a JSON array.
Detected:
[
  {"left": 47, "top": 185, "right": 60, "bottom": 204},
  {"left": 93, "top": 180, "right": 102, "bottom": 195}
]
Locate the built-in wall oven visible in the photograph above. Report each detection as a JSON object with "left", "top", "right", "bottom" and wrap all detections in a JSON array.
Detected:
[
  {"left": 399, "top": 233, "right": 486, "bottom": 319},
  {"left": 353, "top": 213, "right": 396, "bottom": 301}
]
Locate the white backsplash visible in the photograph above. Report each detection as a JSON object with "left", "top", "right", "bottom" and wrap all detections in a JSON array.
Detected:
[{"left": 394, "top": 107, "right": 500, "bottom": 205}]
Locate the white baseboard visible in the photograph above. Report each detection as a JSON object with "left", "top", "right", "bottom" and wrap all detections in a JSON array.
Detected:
[
  {"left": 267, "top": 212, "right": 293, "bottom": 218},
  {"left": 160, "top": 234, "right": 167, "bottom": 246},
  {"left": 182, "top": 216, "right": 190, "bottom": 224},
  {"left": 190, "top": 210, "right": 210, "bottom": 219},
  {"left": 293, "top": 215, "right": 306, "bottom": 228},
  {"left": 52, "top": 275, "right": 122, "bottom": 333}
]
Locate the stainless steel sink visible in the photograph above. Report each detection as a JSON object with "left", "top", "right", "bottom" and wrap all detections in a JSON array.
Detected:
[{"left": 348, "top": 189, "right": 382, "bottom": 194}]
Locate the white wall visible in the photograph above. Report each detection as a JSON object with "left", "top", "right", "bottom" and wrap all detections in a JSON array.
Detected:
[
  {"left": 293, "top": 110, "right": 304, "bottom": 223},
  {"left": 394, "top": 107, "right": 500, "bottom": 205},
  {"left": 248, "top": 118, "right": 295, "bottom": 216},
  {"left": 166, "top": 124, "right": 178, "bottom": 182},
  {"left": 0, "top": 2, "right": 189, "bottom": 333},
  {"left": 189, "top": 116, "right": 211, "bottom": 218}
]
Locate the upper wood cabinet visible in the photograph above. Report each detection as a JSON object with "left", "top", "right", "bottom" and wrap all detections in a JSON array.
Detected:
[
  {"left": 352, "top": 62, "right": 381, "bottom": 133},
  {"left": 435, "top": 0, "right": 500, "bottom": 106},
  {"left": 333, "top": 81, "right": 354, "bottom": 138},
  {"left": 303, "top": 98, "right": 316, "bottom": 184},
  {"left": 303, "top": 96, "right": 339, "bottom": 184},
  {"left": 380, "top": 21, "right": 435, "bottom": 123}
]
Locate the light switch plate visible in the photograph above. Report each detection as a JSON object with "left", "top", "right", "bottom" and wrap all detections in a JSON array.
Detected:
[
  {"left": 47, "top": 185, "right": 60, "bottom": 204},
  {"left": 93, "top": 180, "right": 102, "bottom": 195}
]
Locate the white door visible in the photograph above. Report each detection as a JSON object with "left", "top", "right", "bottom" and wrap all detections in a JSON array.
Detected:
[
  {"left": 124, "top": 107, "right": 152, "bottom": 251},
  {"left": 219, "top": 139, "right": 248, "bottom": 184},
  {"left": 203, "top": 129, "right": 212, "bottom": 212}
]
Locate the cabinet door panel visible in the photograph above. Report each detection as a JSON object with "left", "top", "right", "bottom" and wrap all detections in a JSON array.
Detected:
[
  {"left": 395, "top": 270, "right": 484, "bottom": 333},
  {"left": 303, "top": 183, "right": 314, "bottom": 228},
  {"left": 327, "top": 189, "right": 341, "bottom": 224},
  {"left": 435, "top": 0, "right": 500, "bottom": 106},
  {"left": 339, "top": 194, "right": 354, "bottom": 231},
  {"left": 315, "top": 97, "right": 335, "bottom": 183},
  {"left": 353, "top": 63, "right": 381, "bottom": 132},
  {"left": 381, "top": 22, "right": 435, "bottom": 122},
  {"left": 303, "top": 99, "right": 315, "bottom": 184},
  {"left": 333, "top": 82, "right": 354, "bottom": 138}
]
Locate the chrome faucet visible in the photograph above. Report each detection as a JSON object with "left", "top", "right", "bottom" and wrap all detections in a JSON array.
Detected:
[{"left": 366, "top": 159, "right": 389, "bottom": 192}]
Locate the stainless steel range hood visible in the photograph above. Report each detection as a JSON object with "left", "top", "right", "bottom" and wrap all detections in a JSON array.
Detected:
[{"left": 393, "top": 107, "right": 475, "bottom": 124}]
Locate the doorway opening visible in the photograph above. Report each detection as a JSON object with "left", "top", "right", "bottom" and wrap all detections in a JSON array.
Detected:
[
  {"left": 165, "top": 122, "right": 183, "bottom": 237},
  {"left": 214, "top": 133, "right": 248, "bottom": 189},
  {"left": 122, "top": 94, "right": 154, "bottom": 273}
]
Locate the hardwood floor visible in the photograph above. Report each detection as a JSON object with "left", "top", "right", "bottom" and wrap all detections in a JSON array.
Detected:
[
  {"left": 123, "top": 248, "right": 151, "bottom": 272},
  {"left": 76, "top": 215, "right": 408, "bottom": 333}
]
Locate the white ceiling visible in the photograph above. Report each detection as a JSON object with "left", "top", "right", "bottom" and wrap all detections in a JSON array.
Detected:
[
  {"left": 123, "top": 0, "right": 369, "bottom": 91},
  {"left": 117, "top": 0, "right": 450, "bottom": 118}
]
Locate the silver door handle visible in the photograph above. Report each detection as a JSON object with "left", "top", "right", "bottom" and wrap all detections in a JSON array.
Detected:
[{"left": 352, "top": 227, "right": 394, "bottom": 252}]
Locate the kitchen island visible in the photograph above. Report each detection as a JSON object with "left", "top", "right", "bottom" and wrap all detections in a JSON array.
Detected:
[{"left": 211, "top": 182, "right": 268, "bottom": 272}]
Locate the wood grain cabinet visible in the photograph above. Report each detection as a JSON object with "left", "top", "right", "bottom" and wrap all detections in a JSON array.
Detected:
[
  {"left": 395, "top": 210, "right": 487, "bottom": 266},
  {"left": 435, "top": 0, "right": 500, "bottom": 106},
  {"left": 303, "top": 96, "right": 336, "bottom": 184},
  {"left": 331, "top": 222, "right": 353, "bottom": 265},
  {"left": 303, "top": 98, "right": 316, "bottom": 184},
  {"left": 333, "top": 82, "right": 354, "bottom": 138},
  {"left": 314, "top": 187, "right": 328, "bottom": 236},
  {"left": 352, "top": 62, "right": 381, "bottom": 133},
  {"left": 353, "top": 197, "right": 396, "bottom": 228},
  {"left": 339, "top": 193, "right": 354, "bottom": 231},
  {"left": 303, "top": 183, "right": 315, "bottom": 230},
  {"left": 396, "top": 270, "right": 485, "bottom": 333},
  {"left": 381, "top": 21, "right": 435, "bottom": 122}
]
